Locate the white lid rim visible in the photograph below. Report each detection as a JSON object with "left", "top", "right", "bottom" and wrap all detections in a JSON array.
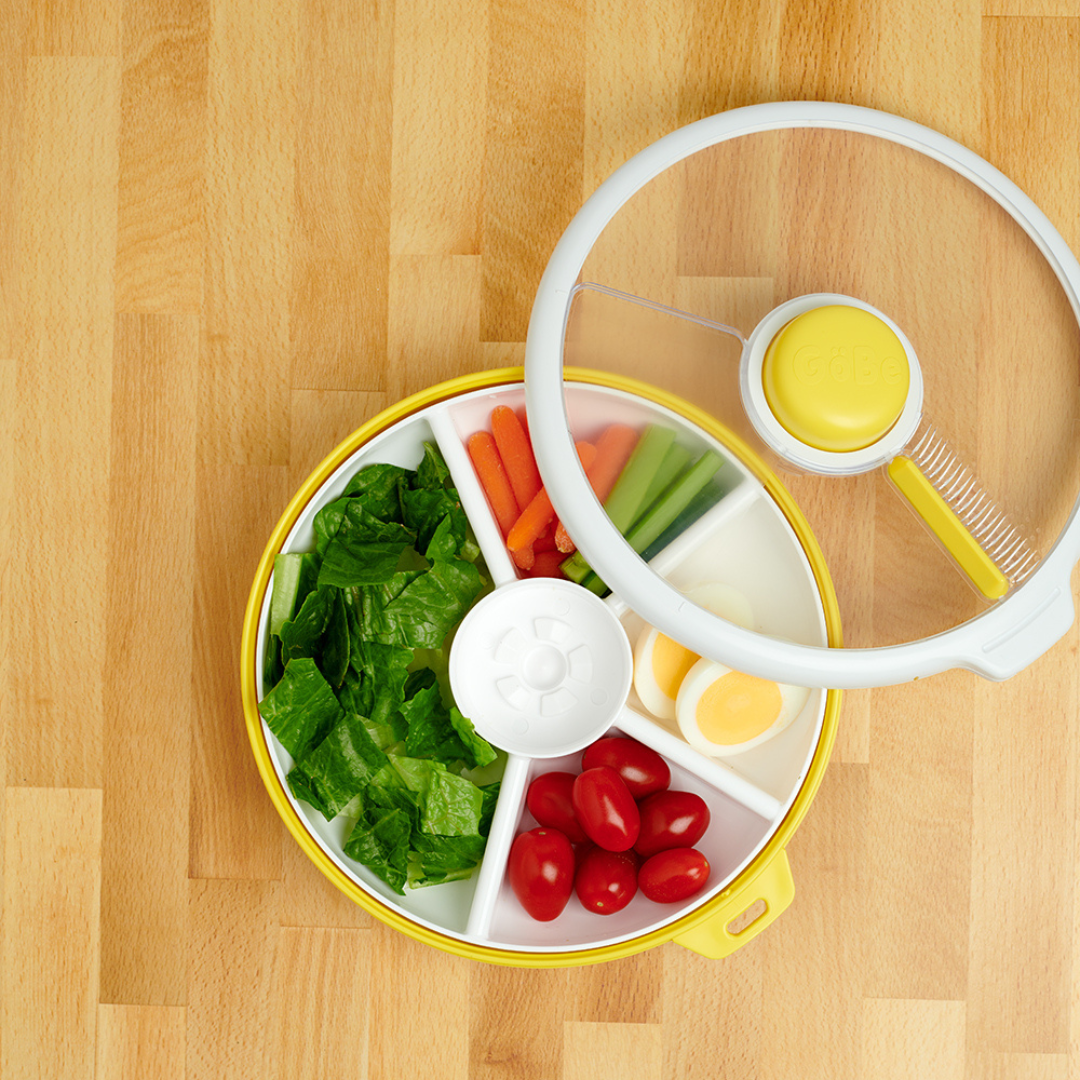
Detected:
[{"left": 524, "top": 102, "right": 1080, "bottom": 687}]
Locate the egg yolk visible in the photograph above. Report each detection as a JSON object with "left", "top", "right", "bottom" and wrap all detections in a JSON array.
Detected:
[
  {"left": 651, "top": 634, "right": 701, "bottom": 700},
  {"left": 695, "top": 671, "right": 783, "bottom": 745}
]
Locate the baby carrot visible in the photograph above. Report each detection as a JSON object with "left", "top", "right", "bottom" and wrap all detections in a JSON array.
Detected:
[
  {"left": 553, "top": 423, "right": 639, "bottom": 552},
  {"left": 507, "top": 442, "right": 596, "bottom": 570},
  {"left": 467, "top": 431, "right": 520, "bottom": 537},
  {"left": 491, "top": 405, "right": 543, "bottom": 509}
]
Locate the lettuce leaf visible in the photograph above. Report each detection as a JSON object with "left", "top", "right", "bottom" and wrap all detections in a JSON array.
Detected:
[
  {"left": 407, "top": 832, "right": 487, "bottom": 888},
  {"left": 450, "top": 707, "right": 498, "bottom": 769},
  {"left": 415, "top": 443, "right": 451, "bottom": 490},
  {"left": 259, "top": 658, "right": 343, "bottom": 762},
  {"left": 381, "top": 558, "right": 482, "bottom": 649},
  {"left": 343, "top": 808, "right": 412, "bottom": 894},
  {"left": 286, "top": 711, "right": 388, "bottom": 820},
  {"left": 342, "top": 462, "right": 410, "bottom": 518},
  {"left": 318, "top": 506, "right": 416, "bottom": 587}
]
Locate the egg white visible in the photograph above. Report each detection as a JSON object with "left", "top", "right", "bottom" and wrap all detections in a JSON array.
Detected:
[
  {"left": 632, "top": 583, "right": 754, "bottom": 721},
  {"left": 675, "top": 658, "right": 810, "bottom": 757}
]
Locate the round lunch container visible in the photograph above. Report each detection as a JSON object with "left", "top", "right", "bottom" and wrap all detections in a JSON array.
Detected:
[{"left": 241, "top": 369, "right": 843, "bottom": 965}]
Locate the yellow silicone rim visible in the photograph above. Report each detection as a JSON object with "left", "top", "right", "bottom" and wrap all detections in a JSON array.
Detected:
[{"left": 239, "top": 367, "right": 843, "bottom": 967}]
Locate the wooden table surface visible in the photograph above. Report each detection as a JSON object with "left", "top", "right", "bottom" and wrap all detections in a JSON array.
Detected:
[{"left": 4, "top": 2, "right": 1080, "bottom": 1078}]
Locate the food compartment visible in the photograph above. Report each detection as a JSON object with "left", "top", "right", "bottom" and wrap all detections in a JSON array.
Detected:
[
  {"left": 616, "top": 490, "right": 830, "bottom": 803},
  {"left": 483, "top": 733, "right": 775, "bottom": 950},
  {"left": 254, "top": 405, "right": 513, "bottom": 938},
  {"left": 446, "top": 381, "right": 751, "bottom": 593}
]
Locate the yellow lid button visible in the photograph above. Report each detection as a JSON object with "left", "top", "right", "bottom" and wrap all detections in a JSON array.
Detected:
[{"left": 762, "top": 305, "right": 910, "bottom": 453}]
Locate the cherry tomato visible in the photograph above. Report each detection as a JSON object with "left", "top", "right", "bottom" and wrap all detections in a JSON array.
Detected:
[
  {"left": 526, "top": 771, "right": 589, "bottom": 843},
  {"left": 508, "top": 828, "right": 575, "bottom": 921},
  {"left": 638, "top": 848, "right": 710, "bottom": 904},
  {"left": 634, "top": 790, "right": 711, "bottom": 858},
  {"left": 574, "top": 847, "right": 638, "bottom": 915},
  {"left": 571, "top": 766, "right": 640, "bottom": 852},
  {"left": 582, "top": 737, "right": 671, "bottom": 800}
]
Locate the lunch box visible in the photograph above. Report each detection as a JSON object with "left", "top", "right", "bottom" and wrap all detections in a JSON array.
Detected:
[
  {"left": 240, "top": 103, "right": 1080, "bottom": 966},
  {"left": 242, "top": 369, "right": 842, "bottom": 965}
]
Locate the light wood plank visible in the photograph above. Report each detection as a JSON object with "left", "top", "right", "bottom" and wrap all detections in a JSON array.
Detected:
[
  {"left": 100, "top": 314, "right": 198, "bottom": 1006},
  {"left": 760, "top": 765, "right": 868, "bottom": 1080},
  {"left": 292, "top": 0, "right": 393, "bottom": 392},
  {"left": 95, "top": 1005, "right": 186, "bottom": 1080},
  {"left": 468, "top": 965, "right": 572, "bottom": 1080},
  {"left": 968, "top": 658, "right": 1078, "bottom": 1052},
  {"left": 583, "top": 0, "right": 684, "bottom": 199},
  {"left": 275, "top": 928, "right": 372, "bottom": 1080},
  {"left": 679, "top": 0, "right": 780, "bottom": 121},
  {"left": 27, "top": 0, "right": 120, "bottom": 56},
  {"left": 573, "top": 951, "right": 663, "bottom": 1024},
  {"left": 386, "top": 254, "right": 484, "bottom": 400},
  {"left": 390, "top": 0, "right": 487, "bottom": 255},
  {"left": 866, "top": 674, "right": 973, "bottom": 999},
  {"left": 201, "top": 0, "right": 297, "bottom": 466},
  {"left": 661, "top": 944, "right": 762, "bottom": 1080},
  {"left": 10, "top": 57, "right": 118, "bottom": 788},
  {"left": 2, "top": 787, "right": 102, "bottom": 1080},
  {"left": 368, "top": 929, "right": 470, "bottom": 1080},
  {"left": 190, "top": 464, "right": 291, "bottom": 880},
  {"left": 115, "top": 0, "right": 208, "bottom": 314},
  {"left": 281, "top": 830, "right": 374, "bottom": 929},
  {"left": 967, "top": 1052, "right": 1071, "bottom": 1080},
  {"left": 774, "top": 0, "right": 879, "bottom": 103},
  {"left": 873, "top": 0, "right": 982, "bottom": 149},
  {"left": 481, "top": 0, "right": 587, "bottom": 342},
  {"left": 563, "top": 1021, "right": 663, "bottom": 1080},
  {"left": 862, "top": 999, "right": 967, "bottom": 1080},
  {"left": 187, "top": 878, "right": 281, "bottom": 1080},
  {"left": 0, "top": 1, "right": 26, "bottom": 358}
]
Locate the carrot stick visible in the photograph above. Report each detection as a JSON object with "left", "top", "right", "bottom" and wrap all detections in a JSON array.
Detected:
[
  {"left": 529, "top": 550, "right": 567, "bottom": 578},
  {"left": 553, "top": 424, "right": 639, "bottom": 553},
  {"left": 507, "top": 442, "right": 596, "bottom": 569},
  {"left": 491, "top": 405, "right": 542, "bottom": 509},
  {"left": 467, "top": 431, "right": 520, "bottom": 537},
  {"left": 554, "top": 521, "right": 576, "bottom": 553}
]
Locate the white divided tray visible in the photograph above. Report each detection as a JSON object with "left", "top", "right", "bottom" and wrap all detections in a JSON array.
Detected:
[{"left": 253, "top": 380, "right": 831, "bottom": 954}]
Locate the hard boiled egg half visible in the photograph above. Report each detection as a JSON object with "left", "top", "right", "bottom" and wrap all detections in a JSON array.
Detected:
[
  {"left": 632, "top": 583, "right": 754, "bottom": 722},
  {"left": 675, "top": 660, "right": 809, "bottom": 757}
]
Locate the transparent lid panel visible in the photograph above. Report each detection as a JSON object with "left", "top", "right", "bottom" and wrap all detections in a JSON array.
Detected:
[{"left": 559, "top": 127, "right": 1080, "bottom": 652}]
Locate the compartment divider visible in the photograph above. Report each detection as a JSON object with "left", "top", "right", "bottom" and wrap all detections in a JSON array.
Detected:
[
  {"left": 428, "top": 409, "right": 519, "bottom": 588},
  {"left": 465, "top": 752, "right": 532, "bottom": 940},
  {"left": 616, "top": 705, "right": 782, "bottom": 821},
  {"left": 605, "top": 481, "right": 760, "bottom": 619}
]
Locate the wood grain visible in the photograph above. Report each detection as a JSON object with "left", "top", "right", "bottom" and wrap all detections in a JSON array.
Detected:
[{"left": 3, "top": 3, "right": 1080, "bottom": 1078}]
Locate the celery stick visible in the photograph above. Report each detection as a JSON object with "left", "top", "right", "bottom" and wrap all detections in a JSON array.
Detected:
[
  {"left": 559, "top": 423, "right": 674, "bottom": 581},
  {"left": 560, "top": 551, "right": 592, "bottom": 584},
  {"left": 625, "top": 450, "right": 723, "bottom": 553},
  {"left": 578, "top": 452, "right": 724, "bottom": 597},
  {"left": 639, "top": 478, "right": 726, "bottom": 562},
  {"left": 638, "top": 442, "right": 692, "bottom": 518},
  {"left": 580, "top": 572, "right": 606, "bottom": 596},
  {"left": 270, "top": 552, "right": 319, "bottom": 636},
  {"left": 603, "top": 424, "right": 676, "bottom": 532}
]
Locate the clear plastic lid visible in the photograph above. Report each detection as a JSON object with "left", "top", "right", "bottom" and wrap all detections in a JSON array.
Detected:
[{"left": 524, "top": 104, "right": 1080, "bottom": 688}]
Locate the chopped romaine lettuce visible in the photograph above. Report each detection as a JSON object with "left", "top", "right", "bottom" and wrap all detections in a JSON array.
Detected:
[{"left": 260, "top": 444, "right": 498, "bottom": 894}]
